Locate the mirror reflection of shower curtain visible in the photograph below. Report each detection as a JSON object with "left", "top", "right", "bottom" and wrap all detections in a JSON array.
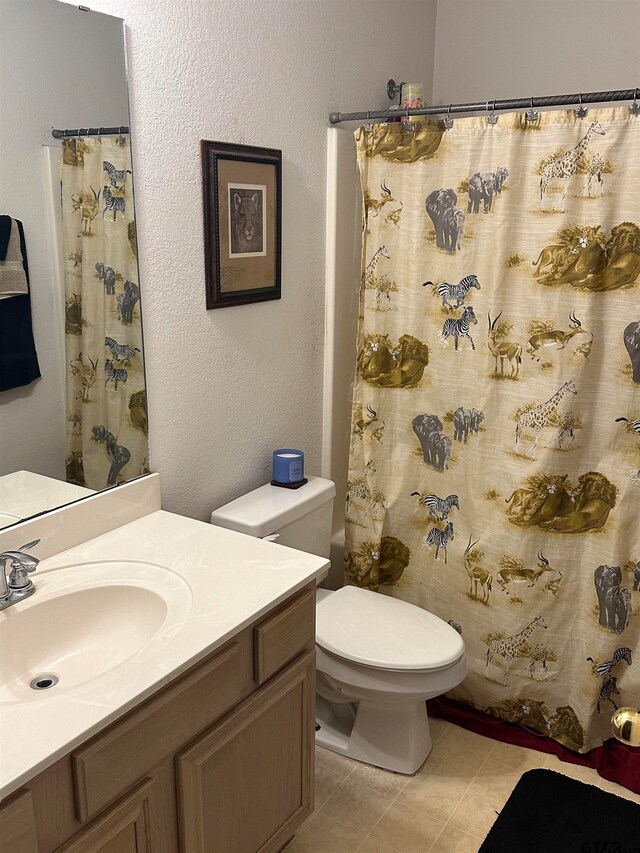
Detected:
[
  {"left": 61, "top": 136, "right": 148, "bottom": 489},
  {"left": 347, "top": 108, "right": 639, "bottom": 756}
]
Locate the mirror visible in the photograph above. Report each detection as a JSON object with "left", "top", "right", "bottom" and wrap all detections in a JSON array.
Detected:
[{"left": 0, "top": 0, "right": 149, "bottom": 530}]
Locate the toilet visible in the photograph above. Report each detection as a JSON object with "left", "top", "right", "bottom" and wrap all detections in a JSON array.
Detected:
[{"left": 210, "top": 475, "right": 467, "bottom": 774}]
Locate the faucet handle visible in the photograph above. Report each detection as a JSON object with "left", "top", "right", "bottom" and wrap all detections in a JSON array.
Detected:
[
  {"left": 9, "top": 568, "right": 29, "bottom": 589},
  {"left": 8, "top": 559, "right": 38, "bottom": 590},
  {"left": 6, "top": 540, "right": 40, "bottom": 591},
  {"left": 18, "top": 539, "right": 41, "bottom": 553}
]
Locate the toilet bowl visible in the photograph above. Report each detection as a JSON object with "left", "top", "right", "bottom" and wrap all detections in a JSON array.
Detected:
[
  {"left": 315, "top": 586, "right": 466, "bottom": 773},
  {"left": 210, "top": 476, "right": 467, "bottom": 774}
]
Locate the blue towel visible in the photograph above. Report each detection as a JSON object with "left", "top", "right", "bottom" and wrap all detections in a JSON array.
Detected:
[
  {"left": 0, "top": 218, "right": 41, "bottom": 392},
  {"left": 0, "top": 216, "right": 12, "bottom": 260}
]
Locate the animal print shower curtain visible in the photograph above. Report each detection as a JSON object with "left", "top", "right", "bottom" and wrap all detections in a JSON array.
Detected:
[
  {"left": 62, "top": 136, "right": 148, "bottom": 490},
  {"left": 347, "top": 108, "right": 639, "bottom": 754}
]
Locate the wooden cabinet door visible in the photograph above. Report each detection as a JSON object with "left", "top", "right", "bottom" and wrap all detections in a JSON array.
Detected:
[
  {"left": 0, "top": 789, "right": 39, "bottom": 853},
  {"left": 55, "top": 779, "right": 155, "bottom": 853},
  {"left": 177, "top": 651, "right": 315, "bottom": 853}
]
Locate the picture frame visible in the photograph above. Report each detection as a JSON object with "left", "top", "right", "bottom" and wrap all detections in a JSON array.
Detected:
[{"left": 202, "top": 140, "right": 282, "bottom": 309}]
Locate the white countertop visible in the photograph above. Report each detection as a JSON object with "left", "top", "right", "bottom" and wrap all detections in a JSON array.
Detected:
[
  {"left": 0, "top": 509, "right": 328, "bottom": 800},
  {"left": 0, "top": 471, "right": 94, "bottom": 531}
]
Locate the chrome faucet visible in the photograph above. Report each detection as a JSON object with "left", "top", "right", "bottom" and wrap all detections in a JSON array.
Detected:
[{"left": 0, "top": 539, "right": 40, "bottom": 611}]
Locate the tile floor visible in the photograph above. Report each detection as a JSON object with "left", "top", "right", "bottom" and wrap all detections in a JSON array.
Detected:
[{"left": 286, "top": 719, "right": 640, "bottom": 853}]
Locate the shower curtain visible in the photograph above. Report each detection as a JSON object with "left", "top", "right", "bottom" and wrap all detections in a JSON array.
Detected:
[
  {"left": 62, "top": 136, "right": 148, "bottom": 490},
  {"left": 346, "top": 107, "right": 639, "bottom": 756}
]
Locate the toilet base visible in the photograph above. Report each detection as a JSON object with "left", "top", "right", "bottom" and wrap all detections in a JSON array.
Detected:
[{"left": 315, "top": 694, "right": 432, "bottom": 775}]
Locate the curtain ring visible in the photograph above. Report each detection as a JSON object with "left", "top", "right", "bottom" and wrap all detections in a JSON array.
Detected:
[
  {"left": 526, "top": 97, "right": 539, "bottom": 123},
  {"left": 402, "top": 105, "right": 417, "bottom": 133},
  {"left": 575, "top": 92, "right": 588, "bottom": 118},
  {"left": 364, "top": 110, "right": 373, "bottom": 132},
  {"left": 487, "top": 99, "right": 498, "bottom": 125},
  {"left": 443, "top": 103, "right": 454, "bottom": 130},
  {"left": 630, "top": 88, "right": 640, "bottom": 116}
]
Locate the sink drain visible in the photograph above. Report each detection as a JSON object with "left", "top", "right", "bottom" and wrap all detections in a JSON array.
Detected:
[{"left": 30, "top": 674, "right": 59, "bottom": 691}]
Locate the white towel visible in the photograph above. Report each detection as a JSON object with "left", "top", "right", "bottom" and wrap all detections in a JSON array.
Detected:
[{"left": 0, "top": 219, "right": 29, "bottom": 298}]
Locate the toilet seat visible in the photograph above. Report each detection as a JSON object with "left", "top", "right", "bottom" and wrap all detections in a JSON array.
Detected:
[{"left": 316, "top": 586, "right": 464, "bottom": 672}]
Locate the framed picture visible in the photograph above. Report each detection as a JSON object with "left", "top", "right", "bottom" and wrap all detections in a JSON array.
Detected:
[{"left": 202, "top": 140, "right": 282, "bottom": 309}]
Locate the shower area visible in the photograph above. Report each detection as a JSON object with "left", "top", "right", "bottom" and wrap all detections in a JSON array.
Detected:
[{"left": 322, "top": 84, "right": 640, "bottom": 787}]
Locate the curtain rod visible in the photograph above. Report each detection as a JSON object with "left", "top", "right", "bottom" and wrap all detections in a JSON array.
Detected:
[
  {"left": 329, "top": 88, "right": 639, "bottom": 124},
  {"left": 51, "top": 126, "right": 130, "bottom": 139}
]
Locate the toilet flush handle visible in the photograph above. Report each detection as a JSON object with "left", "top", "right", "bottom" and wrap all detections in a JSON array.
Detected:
[{"left": 262, "top": 533, "right": 280, "bottom": 542}]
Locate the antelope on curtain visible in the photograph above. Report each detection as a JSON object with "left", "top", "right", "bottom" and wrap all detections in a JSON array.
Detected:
[
  {"left": 347, "top": 108, "right": 639, "bottom": 755},
  {"left": 61, "top": 136, "right": 148, "bottom": 490}
]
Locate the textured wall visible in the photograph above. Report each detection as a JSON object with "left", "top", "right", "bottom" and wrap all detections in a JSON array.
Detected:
[
  {"left": 433, "top": 0, "right": 639, "bottom": 104},
  {"left": 61, "top": 0, "right": 436, "bottom": 521}
]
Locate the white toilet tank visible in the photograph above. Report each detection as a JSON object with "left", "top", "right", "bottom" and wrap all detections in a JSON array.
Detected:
[{"left": 210, "top": 476, "right": 336, "bottom": 558}]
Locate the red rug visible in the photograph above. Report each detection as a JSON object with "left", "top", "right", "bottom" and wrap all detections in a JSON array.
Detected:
[{"left": 427, "top": 697, "right": 640, "bottom": 795}]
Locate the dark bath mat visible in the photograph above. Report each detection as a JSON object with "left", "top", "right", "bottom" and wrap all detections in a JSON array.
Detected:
[{"left": 479, "top": 768, "right": 640, "bottom": 853}]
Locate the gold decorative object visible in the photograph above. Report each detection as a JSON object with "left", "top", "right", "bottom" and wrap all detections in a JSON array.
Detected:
[{"left": 611, "top": 707, "right": 640, "bottom": 746}]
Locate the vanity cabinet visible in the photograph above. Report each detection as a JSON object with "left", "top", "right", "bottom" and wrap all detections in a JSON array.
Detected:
[{"left": 0, "top": 584, "right": 316, "bottom": 853}]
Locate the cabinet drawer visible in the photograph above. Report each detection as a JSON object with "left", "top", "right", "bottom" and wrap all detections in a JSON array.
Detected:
[
  {"left": 254, "top": 587, "right": 315, "bottom": 684},
  {"left": 72, "top": 642, "right": 241, "bottom": 822}
]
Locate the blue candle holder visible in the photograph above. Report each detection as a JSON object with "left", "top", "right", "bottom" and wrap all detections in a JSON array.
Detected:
[{"left": 271, "top": 449, "right": 307, "bottom": 489}]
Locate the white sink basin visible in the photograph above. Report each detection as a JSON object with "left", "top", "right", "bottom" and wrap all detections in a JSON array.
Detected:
[{"left": 0, "top": 561, "right": 192, "bottom": 703}]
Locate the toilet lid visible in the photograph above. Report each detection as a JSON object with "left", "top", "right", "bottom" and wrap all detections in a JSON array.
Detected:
[{"left": 316, "top": 586, "right": 464, "bottom": 671}]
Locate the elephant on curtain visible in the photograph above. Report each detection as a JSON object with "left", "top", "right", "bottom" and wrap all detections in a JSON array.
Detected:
[
  {"left": 412, "top": 414, "right": 442, "bottom": 466},
  {"left": 624, "top": 320, "right": 640, "bottom": 383},
  {"left": 594, "top": 565, "right": 632, "bottom": 632},
  {"left": 468, "top": 172, "right": 496, "bottom": 213},
  {"left": 426, "top": 188, "right": 462, "bottom": 252}
]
